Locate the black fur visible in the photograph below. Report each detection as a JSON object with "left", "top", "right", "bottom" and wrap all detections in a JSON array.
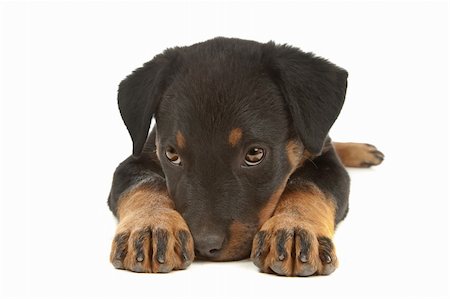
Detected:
[
  {"left": 118, "top": 49, "right": 181, "bottom": 156},
  {"left": 298, "top": 229, "right": 312, "bottom": 263},
  {"left": 285, "top": 138, "right": 350, "bottom": 225},
  {"left": 254, "top": 231, "right": 267, "bottom": 259},
  {"left": 108, "top": 37, "right": 350, "bottom": 261},
  {"left": 262, "top": 42, "right": 348, "bottom": 154},
  {"left": 276, "top": 230, "right": 289, "bottom": 261},
  {"left": 155, "top": 229, "right": 168, "bottom": 264},
  {"left": 134, "top": 228, "right": 149, "bottom": 263},
  {"left": 178, "top": 230, "right": 191, "bottom": 262}
]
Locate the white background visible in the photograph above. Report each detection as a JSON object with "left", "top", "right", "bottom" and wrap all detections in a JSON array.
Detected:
[{"left": 0, "top": 1, "right": 448, "bottom": 298}]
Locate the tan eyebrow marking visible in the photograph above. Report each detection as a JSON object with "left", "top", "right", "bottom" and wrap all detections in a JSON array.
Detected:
[
  {"left": 228, "top": 128, "right": 243, "bottom": 147},
  {"left": 176, "top": 131, "right": 186, "bottom": 149}
]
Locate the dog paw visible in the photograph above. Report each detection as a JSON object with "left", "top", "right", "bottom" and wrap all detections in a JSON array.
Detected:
[
  {"left": 251, "top": 215, "right": 338, "bottom": 276},
  {"left": 110, "top": 209, "right": 194, "bottom": 273},
  {"left": 335, "top": 142, "right": 384, "bottom": 168},
  {"left": 358, "top": 143, "right": 384, "bottom": 167}
]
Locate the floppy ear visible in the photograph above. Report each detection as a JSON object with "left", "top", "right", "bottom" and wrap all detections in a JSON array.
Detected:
[
  {"left": 263, "top": 42, "right": 348, "bottom": 154},
  {"left": 118, "top": 49, "right": 179, "bottom": 156}
]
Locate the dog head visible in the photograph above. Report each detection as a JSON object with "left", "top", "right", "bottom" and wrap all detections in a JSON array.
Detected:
[{"left": 118, "top": 37, "right": 347, "bottom": 261}]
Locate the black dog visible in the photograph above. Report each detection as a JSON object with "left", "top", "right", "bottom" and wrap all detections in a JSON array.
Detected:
[{"left": 108, "top": 37, "right": 383, "bottom": 276}]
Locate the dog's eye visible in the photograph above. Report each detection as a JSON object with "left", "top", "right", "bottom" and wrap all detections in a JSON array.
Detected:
[
  {"left": 165, "top": 147, "right": 181, "bottom": 165},
  {"left": 244, "top": 147, "right": 265, "bottom": 166}
]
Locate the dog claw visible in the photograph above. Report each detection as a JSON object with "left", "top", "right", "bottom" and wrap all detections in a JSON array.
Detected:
[
  {"left": 300, "top": 254, "right": 308, "bottom": 263},
  {"left": 320, "top": 253, "right": 332, "bottom": 264},
  {"left": 157, "top": 256, "right": 165, "bottom": 264},
  {"left": 136, "top": 253, "right": 144, "bottom": 262}
]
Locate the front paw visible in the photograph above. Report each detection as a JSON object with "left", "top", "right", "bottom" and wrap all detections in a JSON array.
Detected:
[
  {"left": 251, "top": 215, "right": 338, "bottom": 276},
  {"left": 110, "top": 209, "right": 194, "bottom": 273}
]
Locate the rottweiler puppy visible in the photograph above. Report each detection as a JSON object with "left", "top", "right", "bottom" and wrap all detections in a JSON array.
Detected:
[{"left": 108, "top": 37, "right": 384, "bottom": 276}]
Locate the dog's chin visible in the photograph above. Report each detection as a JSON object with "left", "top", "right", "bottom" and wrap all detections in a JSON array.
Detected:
[
  {"left": 195, "top": 249, "right": 251, "bottom": 262},
  {"left": 194, "top": 240, "right": 253, "bottom": 262}
]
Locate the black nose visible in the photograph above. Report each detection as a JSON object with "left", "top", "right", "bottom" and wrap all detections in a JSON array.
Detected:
[{"left": 194, "top": 233, "right": 225, "bottom": 258}]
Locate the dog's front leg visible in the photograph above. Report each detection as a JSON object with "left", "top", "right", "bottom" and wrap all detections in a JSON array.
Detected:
[
  {"left": 108, "top": 138, "right": 194, "bottom": 273},
  {"left": 109, "top": 182, "right": 194, "bottom": 273},
  {"left": 251, "top": 143, "right": 350, "bottom": 276}
]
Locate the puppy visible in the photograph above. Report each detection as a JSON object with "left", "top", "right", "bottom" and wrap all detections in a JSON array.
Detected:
[{"left": 108, "top": 37, "right": 384, "bottom": 276}]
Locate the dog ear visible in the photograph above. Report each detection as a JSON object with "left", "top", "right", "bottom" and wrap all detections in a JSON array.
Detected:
[
  {"left": 263, "top": 43, "right": 348, "bottom": 154},
  {"left": 118, "top": 49, "right": 179, "bottom": 156}
]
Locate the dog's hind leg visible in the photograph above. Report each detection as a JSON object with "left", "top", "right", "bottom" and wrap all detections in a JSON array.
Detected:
[{"left": 332, "top": 142, "right": 384, "bottom": 168}]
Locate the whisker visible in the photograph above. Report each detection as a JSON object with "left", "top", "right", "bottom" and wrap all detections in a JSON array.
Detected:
[{"left": 307, "top": 158, "right": 318, "bottom": 169}]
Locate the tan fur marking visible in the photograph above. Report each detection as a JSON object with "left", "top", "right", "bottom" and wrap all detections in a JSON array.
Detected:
[
  {"left": 219, "top": 220, "right": 256, "bottom": 261},
  {"left": 274, "top": 184, "right": 336, "bottom": 237},
  {"left": 176, "top": 131, "right": 186, "bottom": 149},
  {"left": 251, "top": 184, "right": 338, "bottom": 276},
  {"left": 286, "top": 140, "right": 303, "bottom": 170},
  {"left": 298, "top": 150, "right": 313, "bottom": 167},
  {"left": 228, "top": 128, "right": 242, "bottom": 147},
  {"left": 286, "top": 139, "right": 315, "bottom": 173},
  {"left": 111, "top": 184, "right": 194, "bottom": 273},
  {"left": 333, "top": 142, "right": 384, "bottom": 168},
  {"left": 258, "top": 153, "right": 306, "bottom": 228},
  {"left": 117, "top": 184, "right": 174, "bottom": 221}
]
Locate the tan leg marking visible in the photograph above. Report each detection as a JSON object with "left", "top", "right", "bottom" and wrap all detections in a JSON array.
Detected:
[
  {"left": 110, "top": 184, "right": 194, "bottom": 273},
  {"left": 251, "top": 184, "right": 338, "bottom": 276},
  {"left": 257, "top": 140, "right": 308, "bottom": 233},
  {"left": 333, "top": 142, "right": 384, "bottom": 167}
]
